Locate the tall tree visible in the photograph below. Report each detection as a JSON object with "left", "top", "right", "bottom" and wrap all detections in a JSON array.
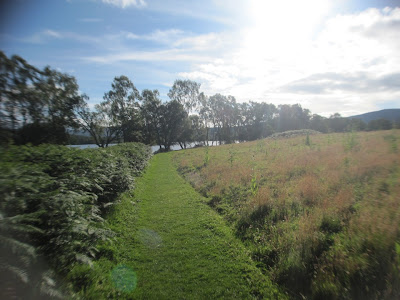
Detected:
[
  {"left": 175, "top": 115, "right": 192, "bottom": 149},
  {"left": 276, "top": 104, "right": 311, "bottom": 132},
  {"left": 347, "top": 118, "right": 366, "bottom": 132},
  {"left": 199, "top": 92, "right": 215, "bottom": 145},
  {"left": 208, "top": 94, "right": 238, "bottom": 144},
  {"left": 0, "top": 52, "right": 40, "bottom": 134},
  {"left": 367, "top": 118, "right": 392, "bottom": 131},
  {"left": 141, "top": 89, "right": 162, "bottom": 147},
  {"left": 168, "top": 79, "right": 201, "bottom": 114},
  {"left": 243, "top": 102, "right": 276, "bottom": 140},
  {"left": 310, "top": 114, "right": 329, "bottom": 133},
  {"left": 102, "top": 76, "right": 142, "bottom": 143},
  {"left": 188, "top": 115, "right": 206, "bottom": 145},
  {"left": 328, "top": 113, "right": 349, "bottom": 132},
  {"left": 0, "top": 51, "right": 85, "bottom": 145},
  {"left": 158, "top": 100, "right": 187, "bottom": 151},
  {"left": 77, "top": 97, "right": 122, "bottom": 148}
]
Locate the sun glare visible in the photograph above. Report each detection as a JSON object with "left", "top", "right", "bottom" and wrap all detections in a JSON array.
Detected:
[
  {"left": 246, "top": 0, "right": 332, "bottom": 38},
  {"left": 232, "top": 0, "right": 335, "bottom": 94}
]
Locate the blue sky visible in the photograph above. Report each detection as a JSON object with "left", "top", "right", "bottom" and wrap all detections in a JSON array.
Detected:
[{"left": 1, "top": 0, "right": 399, "bottom": 116}]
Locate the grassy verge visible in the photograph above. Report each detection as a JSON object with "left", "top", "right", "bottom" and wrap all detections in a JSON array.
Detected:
[{"left": 71, "top": 153, "right": 285, "bottom": 299}]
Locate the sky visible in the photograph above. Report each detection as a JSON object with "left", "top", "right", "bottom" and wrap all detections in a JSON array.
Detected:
[{"left": 1, "top": 0, "right": 399, "bottom": 117}]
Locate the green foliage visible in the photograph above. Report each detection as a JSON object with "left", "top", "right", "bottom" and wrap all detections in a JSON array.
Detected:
[
  {"left": 78, "top": 76, "right": 142, "bottom": 147},
  {"left": 305, "top": 132, "right": 311, "bottom": 146},
  {"left": 344, "top": 131, "right": 360, "bottom": 151},
  {"left": 140, "top": 89, "right": 162, "bottom": 146},
  {"left": 0, "top": 51, "right": 85, "bottom": 145},
  {"left": 347, "top": 118, "right": 367, "bottom": 132},
  {"left": 310, "top": 114, "right": 329, "bottom": 133},
  {"left": 102, "top": 76, "right": 142, "bottom": 143},
  {"left": 269, "top": 129, "right": 320, "bottom": 139},
  {"left": 384, "top": 134, "right": 398, "bottom": 153},
  {"left": 251, "top": 173, "right": 258, "bottom": 196},
  {"left": 229, "top": 147, "right": 235, "bottom": 167},
  {"left": 237, "top": 102, "right": 277, "bottom": 141},
  {"left": 320, "top": 215, "right": 342, "bottom": 234},
  {"left": 142, "top": 90, "right": 205, "bottom": 151},
  {"left": 368, "top": 118, "right": 393, "bottom": 131},
  {"left": 204, "top": 146, "right": 210, "bottom": 166},
  {"left": 396, "top": 242, "right": 400, "bottom": 268},
  {"left": 168, "top": 79, "right": 201, "bottom": 114},
  {"left": 158, "top": 100, "right": 188, "bottom": 150},
  {"left": 0, "top": 143, "right": 151, "bottom": 298},
  {"left": 68, "top": 133, "right": 95, "bottom": 145},
  {"left": 277, "top": 104, "right": 311, "bottom": 132}
]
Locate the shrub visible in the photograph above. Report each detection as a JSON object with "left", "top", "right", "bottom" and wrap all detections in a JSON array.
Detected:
[{"left": 0, "top": 143, "right": 151, "bottom": 298}]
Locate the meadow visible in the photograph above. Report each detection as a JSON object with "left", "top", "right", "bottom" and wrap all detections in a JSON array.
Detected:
[{"left": 172, "top": 129, "right": 400, "bottom": 299}]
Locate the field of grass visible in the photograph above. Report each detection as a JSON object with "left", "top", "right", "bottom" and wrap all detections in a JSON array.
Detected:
[
  {"left": 172, "top": 130, "right": 400, "bottom": 299},
  {"left": 71, "top": 153, "right": 285, "bottom": 299}
]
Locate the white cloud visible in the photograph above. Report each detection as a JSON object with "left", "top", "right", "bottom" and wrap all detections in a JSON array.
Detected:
[
  {"left": 80, "top": 29, "right": 231, "bottom": 65},
  {"left": 177, "top": 6, "right": 400, "bottom": 116},
  {"left": 145, "top": 29, "right": 184, "bottom": 44},
  {"left": 121, "top": 29, "right": 185, "bottom": 44},
  {"left": 21, "top": 29, "right": 63, "bottom": 43},
  {"left": 83, "top": 49, "right": 213, "bottom": 63},
  {"left": 21, "top": 28, "right": 186, "bottom": 52},
  {"left": 21, "top": 29, "right": 105, "bottom": 46},
  {"left": 44, "top": 30, "right": 61, "bottom": 38},
  {"left": 101, "top": 0, "right": 146, "bottom": 9},
  {"left": 142, "top": 0, "right": 240, "bottom": 25},
  {"left": 118, "top": 29, "right": 224, "bottom": 49},
  {"left": 123, "top": 32, "right": 140, "bottom": 39},
  {"left": 173, "top": 32, "right": 226, "bottom": 50}
]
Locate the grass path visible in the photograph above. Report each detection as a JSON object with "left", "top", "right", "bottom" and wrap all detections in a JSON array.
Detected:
[{"left": 75, "top": 153, "right": 283, "bottom": 299}]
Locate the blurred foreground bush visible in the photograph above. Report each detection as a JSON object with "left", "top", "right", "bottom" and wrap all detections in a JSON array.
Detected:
[{"left": 0, "top": 143, "right": 151, "bottom": 299}]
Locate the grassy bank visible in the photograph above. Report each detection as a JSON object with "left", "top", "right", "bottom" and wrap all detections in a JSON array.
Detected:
[
  {"left": 172, "top": 130, "right": 400, "bottom": 299},
  {"left": 73, "top": 153, "right": 285, "bottom": 299}
]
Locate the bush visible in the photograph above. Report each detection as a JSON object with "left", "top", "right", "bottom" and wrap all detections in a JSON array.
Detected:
[{"left": 0, "top": 143, "right": 151, "bottom": 298}]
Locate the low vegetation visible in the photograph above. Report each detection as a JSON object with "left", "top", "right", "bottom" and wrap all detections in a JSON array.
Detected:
[
  {"left": 0, "top": 143, "right": 151, "bottom": 298},
  {"left": 69, "top": 153, "right": 285, "bottom": 299},
  {"left": 172, "top": 130, "right": 400, "bottom": 299},
  {"left": 268, "top": 129, "right": 321, "bottom": 139}
]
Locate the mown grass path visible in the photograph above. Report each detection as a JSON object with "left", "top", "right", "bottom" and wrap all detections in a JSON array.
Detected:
[{"left": 86, "top": 153, "right": 283, "bottom": 299}]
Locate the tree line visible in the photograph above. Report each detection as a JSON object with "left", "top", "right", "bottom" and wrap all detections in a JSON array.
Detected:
[{"left": 1, "top": 51, "right": 399, "bottom": 149}]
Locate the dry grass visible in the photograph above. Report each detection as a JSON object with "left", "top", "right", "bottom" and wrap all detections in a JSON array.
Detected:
[{"left": 172, "top": 130, "right": 400, "bottom": 299}]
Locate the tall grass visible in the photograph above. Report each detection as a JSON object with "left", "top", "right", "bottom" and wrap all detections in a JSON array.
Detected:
[{"left": 173, "top": 130, "right": 400, "bottom": 299}]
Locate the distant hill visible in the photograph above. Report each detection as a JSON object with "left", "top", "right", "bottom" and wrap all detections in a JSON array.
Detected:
[{"left": 349, "top": 109, "right": 400, "bottom": 123}]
